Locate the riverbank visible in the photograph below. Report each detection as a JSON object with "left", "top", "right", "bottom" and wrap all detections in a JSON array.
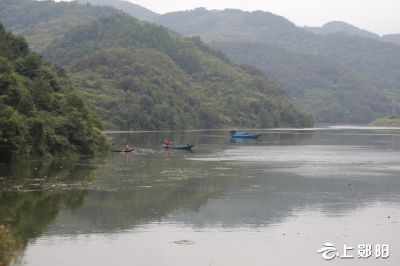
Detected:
[{"left": 370, "top": 114, "right": 400, "bottom": 127}]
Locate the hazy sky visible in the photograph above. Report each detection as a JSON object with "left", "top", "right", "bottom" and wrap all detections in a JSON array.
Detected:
[{"left": 125, "top": 0, "right": 400, "bottom": 36}]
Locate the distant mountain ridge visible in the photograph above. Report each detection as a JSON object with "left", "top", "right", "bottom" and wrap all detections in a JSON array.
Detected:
[
  {"left": 305, "top": 21, "right": 400, "bottom": 46},
  {"left": 152, "top": 8, "right": 316, "bottom": 49},
  {"left": 76, "top": 0, "right": 160, "bottom": 21},
  {"left": 151, "top": 8, "right": 400, "bottom": 91},
  {"left": 0, "top": 0, "right": 120, "bottom": 51},
  {"left": 150, "top": 8, "right": 400, "bottom": 122},
  {"left": 305, "top": 21, "right": 380, "bottom": 39}
]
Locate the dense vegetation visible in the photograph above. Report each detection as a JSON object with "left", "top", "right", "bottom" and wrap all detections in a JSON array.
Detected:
[
  {"left": 76, "top": 0, "right": 160, "bottom": 21},
  {"left": 210, "top": 41, "right": 392, "bottom": 123},
  {"left": 0, "top": 22, "right": 110, "bottom": 162},
  {"left": 152, "top": 8, "right": 400, "bottom": 122},
  {"left": 42, "top": 14, "right": 313, "bottom": 130},
  {"left": 151, "top": 8, "right": 400, "bottom": 91},
  {"left": 305, "top": 21, "right": 400, "bottom": 46},
  {"left": 0, "top": 0, "right": 119, "bottom": 52},
  {"left": 370, "top": 114, "right": 400, "bottom": 127}
]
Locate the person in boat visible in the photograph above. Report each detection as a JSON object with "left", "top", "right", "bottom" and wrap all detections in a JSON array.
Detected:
[
  {"left": 169, "top": 141, "right": 173, "bottom": 146},
  {"left": 164, "top": 139, "right": 168, "bottom": 145},
  {"left": 126, "top": 144, "right": 129, "bottom": 150}
]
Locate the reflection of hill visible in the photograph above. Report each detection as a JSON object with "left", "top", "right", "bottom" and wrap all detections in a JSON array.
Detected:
[
  {"left": 49, "top": 143, "right": 400, "bottom": 234},
  {"left": 3, "top": 129, "right": 399, "bottom": 252},
  {"left": 44, "top": 128, "right": 400, "bottom": 234},
  {"left": 172, "top": 170, "right": 400, "bottom": 228},
  {"left": 0, "top": 157, "right": 106, "bottom": 254},
  {"left": 47, "top": 156, "right": 244, "bottom": 234},
  {"left": 170, "top": 128, "right": 400, "bottom": 227}
]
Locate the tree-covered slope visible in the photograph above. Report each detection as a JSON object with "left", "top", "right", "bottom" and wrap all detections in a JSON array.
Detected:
[
  {"left": 42, "top": 14, "right": 314, "bottom": 130},
  {"left": 210, "top": 41, "right": 391, "bottom": 123},
  {"left": 76, "top": 0, "right": 160, "bottom": 21},
  {"left": 0, "top": 0, "right": 119, "bottom": 52},
  {"left": 151, "top": 8, "right": 400, "bottom": 92},
  {"left": 370, "top": 114, "right": 400, "bottom": 127},
  {"left": 316, "top": 33, "right": 400, "bottom": 91},
  {"left": 0, "top": 22, "right": 110, "bottom": 162},
  {"left": 151, "top": 8, "right": 400, "bottom": 122}
]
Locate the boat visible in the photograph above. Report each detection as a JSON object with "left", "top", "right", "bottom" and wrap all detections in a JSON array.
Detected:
[
  {"left": 162, "top": 144, "right": 195, "bottom": 149},
  {"left": 113, "top": 148, "right": 133, "bottom": 152},
  {"left": 228, "top": 130, "right": 261, "bottom": 138}
]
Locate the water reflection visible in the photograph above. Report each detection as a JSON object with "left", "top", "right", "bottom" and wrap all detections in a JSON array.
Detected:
[
  {"left": 48, "top": 152, "right": 239, "bottom": 234},
  {"left": 229, "top": 137, "right": 259, "bottom": 143},
  {"left": 44, "top": 127, "right": 400, "bottom": 234},
  {"left": 0, "top": 157, "right": 107, "bottom": 265},
  {"left": 0, "top": 224, "right": 24, "bottom": 266},
  {"left": 1, "top": 126, "right": 400, "bottom": 265}
]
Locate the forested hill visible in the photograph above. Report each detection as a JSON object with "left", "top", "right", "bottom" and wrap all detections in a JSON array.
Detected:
[
  {"left": 42, "top": 13, "right": 314, "bottom": 131},
  {"left": 76, "top": 0, "right": 160, "bottom": 21},
  {"left": 0, "top": 0, "right": 120, "bottom": 52},
  {"left": 210, "top": 41, "right": 391, "bottom": 123},
  {"left": 0, "top": 22, "right": 110, "bottom": 162},
  {"left": 151, "top": 8, "right": 400, "bottom": 122},
  {"left": 305, "top": 21, "right": 400, "bottom": 46},
  {"left": 151, "top": 8, "right": 400, "bottom": 92},
  {"left": 154, "top": 8, "right": 400, "bottom": 89}
]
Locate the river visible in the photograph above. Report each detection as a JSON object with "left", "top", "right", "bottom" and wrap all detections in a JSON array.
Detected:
[{"left": 1, "top": 125, "right": 399, "bottom": 265}]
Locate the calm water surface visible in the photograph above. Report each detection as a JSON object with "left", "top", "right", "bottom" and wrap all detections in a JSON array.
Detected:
[{"left": 1, "top": 125, "right": 400, "bottom": 265}]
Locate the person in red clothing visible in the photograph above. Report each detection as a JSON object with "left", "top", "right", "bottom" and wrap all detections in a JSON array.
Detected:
[
  {"left": 126, "top": 144, "right": 129, "bottom": 150},
  {"left": 164, "top": 139, "right": 168, "bottom": 145}
]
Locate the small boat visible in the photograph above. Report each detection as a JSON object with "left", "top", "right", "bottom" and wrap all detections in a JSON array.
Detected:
[
  {"left": 113, "top": 148, "right": 133, "bottom": 152},
  {"left": 162, "top": 144, "right": 195, "bottom": 149},
  {"left": 228, "top": 130, "right": 261, "bottom": 138}
]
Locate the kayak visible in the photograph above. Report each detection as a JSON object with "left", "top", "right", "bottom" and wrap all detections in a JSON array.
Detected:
[
  {"left": 113, "top": 148, "right": 133, "bottom": 152},
  {"left": 162, "top": 144, "right": 195, "bottom": 149}
]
